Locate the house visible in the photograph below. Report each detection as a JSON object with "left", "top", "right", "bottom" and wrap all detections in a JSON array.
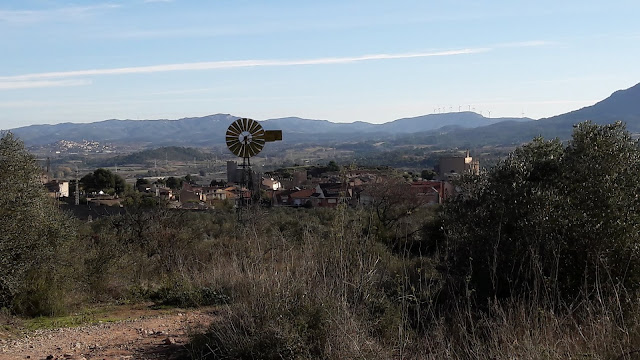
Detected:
[
  {"left": 44, "top": 180, "right": 70, "bottom": 198},
  {"left": 313, "top": 183, "right": 347, "bottom": 207},
  {"left": 436, "top": 150, "right": 479, "bottom": 179},
  {"left": 271, "top": 188, "right": 315, "bottom": 207},
  {"left": 409, "top": 180, "right": 454, "bottom": 204},
  {"left": 224, "top": 185, "right": 248, "bottom": 199},
  {"left": 156, "top": 187, "right": 173, "bottom": 200},
  {"left": 203, "top": 186, "right": 234, "bottom": 201},
  {"left": 262, "top": 177, "right": 282, "bottom": 191},
  {"left": 289, "top": 188, "right": 315, "bottom": 207},
  {"left": 179, "top": 183, "right": 204, "bottom": 203},
  {"left": 272, "top": 189, "right": 294, "bottom": 206}
]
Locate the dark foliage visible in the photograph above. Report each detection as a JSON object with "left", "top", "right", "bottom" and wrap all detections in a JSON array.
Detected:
[
  {"left": 442, "top": 121, "right": 640, "bottom": 306},
  {"left": 80, "top": 168, "right": 127, "bottom": 195}
]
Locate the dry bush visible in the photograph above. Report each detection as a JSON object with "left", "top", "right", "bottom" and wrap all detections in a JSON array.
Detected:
[
  {"left": 189, "top": 205, "right": 401, "bottom": 359},
  {"left": 413, "top": 295, "right": 640, "bottom": 360},
  {"left": 185, "top": 204, "right": 640, "bottom": 360}
]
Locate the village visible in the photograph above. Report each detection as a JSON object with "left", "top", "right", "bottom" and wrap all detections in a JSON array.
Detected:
[{"left": 40, "top": 151, "right": 479, "bottom": 214}]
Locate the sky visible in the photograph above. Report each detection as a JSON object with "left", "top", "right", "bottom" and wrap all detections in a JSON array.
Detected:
[{"left": 1, "top": 0, "right": 640, "bottom": 129}]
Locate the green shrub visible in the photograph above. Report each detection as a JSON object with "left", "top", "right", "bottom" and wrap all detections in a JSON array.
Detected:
[
  {"left": 0, "top": 132, "right": 80, "bottom": 316},
  {"left": 11, "top": 269, "right": 69, "bottom": 317},
  {"left": 150, "top": 281, "right": 229, "bottom": 308},
  {"left": 442, "top": 122, "right": 640, "bottom": 306}
]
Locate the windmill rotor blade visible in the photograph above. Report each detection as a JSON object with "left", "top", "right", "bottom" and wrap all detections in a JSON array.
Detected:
[
  {"left": 225, "top": 118, "right": 273, "bottom": 158},
  {"left": 248, "top": 142, "right": 263, "bottom": 156},
  {"left": 229, "top": 121, "right": 243, "bottom": 135},
  {"left": 248, "top": 120, "right": 261, "bottom": 134},
  {"left": 228, "top": 142, "right": 242, "bottom": 156}
]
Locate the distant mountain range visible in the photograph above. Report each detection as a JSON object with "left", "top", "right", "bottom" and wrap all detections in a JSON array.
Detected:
[
  {"left": 9, "top": 82, "right": 640, "bottom": 148},
  {"left": 410, "top": 82, "right": 640, "bottom": 147},
  {"left": 11, "top": 112, "right": 527, "bottom": 147}
]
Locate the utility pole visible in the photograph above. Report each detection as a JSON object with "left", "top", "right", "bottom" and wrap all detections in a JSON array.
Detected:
[
  {"left": 69, "top": 160, "right": 82, "bottom": 205},
  {"left": 75, "top": 169, "right": 80, "bottom": 205}
]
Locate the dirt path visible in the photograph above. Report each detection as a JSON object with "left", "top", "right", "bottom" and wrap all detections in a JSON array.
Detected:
[{"left": 0, "top": 307, "right": 216, "bottom": 360}]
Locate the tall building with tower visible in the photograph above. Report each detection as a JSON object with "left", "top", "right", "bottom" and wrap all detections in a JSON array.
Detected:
[
  {"left": 436, "top": 150, "right": 479, "bottom": 179},
  {"left": 227, "top": 161, "right": 238, "bottom": 183}
]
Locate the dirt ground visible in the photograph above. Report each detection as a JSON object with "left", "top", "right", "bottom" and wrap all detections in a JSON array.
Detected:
[{"left": 0, "top": 306, "right": 216, "bottom": 360}]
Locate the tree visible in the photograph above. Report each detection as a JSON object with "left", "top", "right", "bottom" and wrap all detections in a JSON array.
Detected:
[
  {"left": 165, "top": 176, "right": 183, "bottom": 190},
  {"left": 135, "top": 178, "right": 150, "bottom": 189},
  {"left": 442, "top": 122, "right": 640, "bottom": 305},
  {"left": 122, "top": 190, "right": 163, "bottom": 209},
  {"left": 365, "top": 176, "right": 431, "bottom": 246},
  {"left": 327, "top": 161, "right": 339, "bottom": 172},
  {"left": 0, "top": 132, "right": 77, "bottom": 315},
  {"left": 184, "top": 174, "right": 199, "bottom": 184},
  {"left": 81, "top": 168, "right": 126, "bottom": 195},
  {"left": 210, "top": 179, "right": 226, "bottom": 187},
  {"left": 420, "top": 169, "right": 436, "bottom": 180}
]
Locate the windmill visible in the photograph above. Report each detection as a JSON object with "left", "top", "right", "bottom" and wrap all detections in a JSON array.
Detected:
[{"left": 225, "top": 118, "right": 282, "bottom": 205}]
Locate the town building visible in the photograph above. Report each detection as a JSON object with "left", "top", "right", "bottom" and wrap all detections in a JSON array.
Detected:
[
  {"left": 44, "top": 180, "right": 70, "bottom": 198},
  {"left": 436, "top": 150, "right": 479, "bottom": 179}
]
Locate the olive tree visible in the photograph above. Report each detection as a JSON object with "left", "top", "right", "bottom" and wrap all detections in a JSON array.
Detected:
[
  {"left": 442, "top": 122, "right": 640, "bottom": 305},
  {"left": 0, "top": 132, "right": 77, "bottom": 315}
]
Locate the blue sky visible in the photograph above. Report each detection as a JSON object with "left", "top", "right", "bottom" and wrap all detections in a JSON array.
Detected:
[{"left": 1, "top": 0, "right": 639, "bottom": 129}]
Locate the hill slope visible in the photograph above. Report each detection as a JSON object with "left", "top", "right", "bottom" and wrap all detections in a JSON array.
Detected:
[{"left": 90, "top": 146, "right": 215, "bottom": 167}]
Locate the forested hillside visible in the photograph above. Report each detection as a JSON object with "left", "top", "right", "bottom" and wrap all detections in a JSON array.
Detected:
[{"left": 90, "top": 146, "right": 216, "bottom": 167}]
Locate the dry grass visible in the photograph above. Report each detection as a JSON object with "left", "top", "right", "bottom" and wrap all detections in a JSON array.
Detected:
[
  {"left": 184, "top": 206, "right": 640, "bottom": 359},
  {"left": 185, "top": 207, "right": 640, "bottom": 359},
  {"left": 16, "top": 203, "right": 635, "bottom": 359}
]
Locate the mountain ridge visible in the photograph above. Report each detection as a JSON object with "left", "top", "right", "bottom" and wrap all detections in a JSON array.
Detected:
[
  {"left": 9, "top": 82, "right": 640, "bottom": 148},
  {"left": 10, "top": 112, "right": 530, "bottom": 146}
]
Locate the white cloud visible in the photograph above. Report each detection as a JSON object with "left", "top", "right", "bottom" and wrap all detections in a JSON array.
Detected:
[
  {"left": 495, "top": 40, "right": 553, "bottom": 48},
  {"left": 0, "top": 48, "right": 489, "bottom": 82},
  {"left": 0, "top": 79, "right": 91, "bottom": 90},
  {"left": 144, "top": 0, "right": 173, "bottom": 3},
  {"left": 0, "top": 4, "right": 120, "bottom": 23}
]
